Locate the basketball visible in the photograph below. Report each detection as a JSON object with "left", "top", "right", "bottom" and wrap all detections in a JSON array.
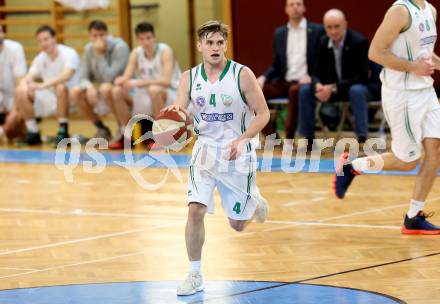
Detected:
[{"left": 152, "top": 110, "right": 192, "bottom": 148}]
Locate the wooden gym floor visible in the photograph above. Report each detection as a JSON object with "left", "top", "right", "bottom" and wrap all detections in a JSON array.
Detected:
[{"left": 0, "top": 119, "right": 439, "bottom": 303}]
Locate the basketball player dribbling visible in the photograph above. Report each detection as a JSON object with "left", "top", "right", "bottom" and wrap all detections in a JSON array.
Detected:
[
  {"left": 162, "top": 20, "right": 270, "bottom": 295},
  {"left": 335, "top": 0, "right": 440, "bottom": 235}
]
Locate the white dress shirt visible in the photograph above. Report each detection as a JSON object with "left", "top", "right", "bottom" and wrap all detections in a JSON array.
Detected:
[
  {"left": 285, "top": 18, "right": 308, "bottom": 82},
  {"left": 327, "top": 32, "right": 347, "bottom": 81}
]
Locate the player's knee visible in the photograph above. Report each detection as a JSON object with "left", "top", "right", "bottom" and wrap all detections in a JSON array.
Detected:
[
  {"left": 229, "top": 220, "right": 246, "bottom": 232},
  {"left": 70, "top": 87, "right": 82, "bottom": 100},
  {"left": 425, "top": 150, "right": 440, "bottom": 166},
  {"left": 111, "top": 85, "right": 124, "bottom": 99},
  {"left": 15, "top": 85, "right": 28, "bottom": 99},
  {"left": 147, "top": 85, "right": 164, "bottom": 98},
  {"left": 55, "top": 84, "right": 68, "bottom": 97},
  {"left": 188, "top": 203, "right": 206, "bottom": 222},
  {"left": 99, "top": 83, "right": 113, "bottom": 97},
  {"left": 86, "top": 87, "right": 98, "bottom": 104},
  {"left": 399, "top": 159, "right": 419, "bottom": 171}
]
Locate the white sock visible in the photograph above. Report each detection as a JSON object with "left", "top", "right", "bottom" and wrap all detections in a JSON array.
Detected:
[
  {"left": 352, "top": 157, "right": 369, "bottom": 172},
  {"left": 25, "top": 119, "right": 39, "bottom": 133},
  {"left": 189, "top": 260, "right": 201, "bottom": 273},
  {"left": 407, "top": 199, "right": 425, "bottom": 218}
]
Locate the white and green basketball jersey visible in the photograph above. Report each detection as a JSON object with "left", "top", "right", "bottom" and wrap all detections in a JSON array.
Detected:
[
  {"left": 135, "top": 43, "right": 181, "bottom": 90},
  {"left": 188, "top": 60, "right": 258, "bottom": 151},
  {"left": 381, "top": 0, "right": 437, "bottom": 90}
]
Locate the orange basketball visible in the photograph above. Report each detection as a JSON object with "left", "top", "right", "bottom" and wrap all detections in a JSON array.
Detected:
[{"left": 152, "top": 110, "right": 192, "bottom": 148}]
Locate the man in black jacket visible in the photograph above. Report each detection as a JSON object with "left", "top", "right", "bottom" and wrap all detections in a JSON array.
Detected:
[
  {"left": 298, "top": 9, "right": 371, "bottom": 146},
  {"left": 257, "top": 0, "right": 324, "bottom": 139}
]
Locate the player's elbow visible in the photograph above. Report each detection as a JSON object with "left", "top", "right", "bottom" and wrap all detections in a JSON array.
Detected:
[
  {"left": 261, "top": 109, "right": 270, "bottom": 127},
  {"left": 368, "top": 46, "right": 384, "bottom": 65},
  {"left": 162, "top": 79, "right": 171, "bottom": 87},
  {"left": 368, "top": 47, "right": 378, "bottom": 63}
]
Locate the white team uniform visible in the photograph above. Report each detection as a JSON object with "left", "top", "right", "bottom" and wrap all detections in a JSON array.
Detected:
[
  {"left": 0, "top": 39, "right": 27, "bottom": 112},
  {"left": 380, "top": 0, "right": 439, "bottom": 161},
  {"left": 132, "top": 43, "right": 181, "bottom": 115},
  {"left": 187, "top": 60, "right": 264, "bottom": 220},
  {"left": 29, "top": 44, "right": 80, "bottom": 117}
]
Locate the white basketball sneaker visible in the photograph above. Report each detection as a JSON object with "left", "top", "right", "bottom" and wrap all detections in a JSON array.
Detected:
[
  {"left": 254, "top": 195, "right": 269, "bottom": 223},
  {"left": 176, "top": 271, "right": 204, "bottom": 296}
]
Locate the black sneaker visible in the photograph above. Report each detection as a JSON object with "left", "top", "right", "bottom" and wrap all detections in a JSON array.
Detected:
[
  {"left": 16, "top": 132, "right": 42, "bottom": 147},
  {"left": 93, "top": 127, "right": 112, "bottom": 142},
  {"left": 333, "top": 152, "right": 360, "bottom": 199},
  {"left": 51, "top": 129, "right": 70, "bottom": 147},
  {"left": 402, "top": 211, "right": 440, "bottom": 235}
]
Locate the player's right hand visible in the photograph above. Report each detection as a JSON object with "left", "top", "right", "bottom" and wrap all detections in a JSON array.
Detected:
[
  {"left": 114, "top": 76, "right": 126, "bottom": 86},
  {"left": 412, "top": 58, "right": 435, "bottom": 76},
  {"left": 161, "top": 104, "right": 186, "bottom": 113}
]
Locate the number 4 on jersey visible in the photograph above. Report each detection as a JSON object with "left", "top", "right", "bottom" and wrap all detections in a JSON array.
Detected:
[
  {"left": 233, "top": 202, "right": 241, "bottom": 214},
  {"left": 209, "top": 94, "right": 216, "bottom": 107}
]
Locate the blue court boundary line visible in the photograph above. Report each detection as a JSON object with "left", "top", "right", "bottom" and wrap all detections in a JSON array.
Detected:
[
  {"left": 0, "top": 280, "right": 405, "bottom": 304},
  {"left": 0, "top": 149, "right": 437, "bottom": 177}
]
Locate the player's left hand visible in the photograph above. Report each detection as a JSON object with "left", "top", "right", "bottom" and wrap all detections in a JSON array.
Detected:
[
  {"left": 123, "top": 79, "right": 141, "bottom": 90},
  {"left": 227, "top": 138, "right": 246, "bottom": 160},
  {"left": 28, "top": 82, "right": 43, "bottom": 92}
]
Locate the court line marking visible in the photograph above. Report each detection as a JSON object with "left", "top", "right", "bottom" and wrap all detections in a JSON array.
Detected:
[
  {"left": 0, "top": 267, "right": 38, "bottom": 271},
  {"left": 0, "top": 250, "right": 150, "bottom": 280},
  {"left": 188, "top": 251, "right": 440, "bottom": 304},
  {"left": 318, "top": 203, "right": 409, "bottom": 222},
  {"left": 0, "top": 223, "right": 177, "bottom": 258},
  {"left": 0, "top": 229, "right": 258, "bottom": 280},
  {"left": 0, "top": 207, "right": 402, "bottom": 231},
  {"left": 264, "top": 221, "right": 400, "bottom": 231}
]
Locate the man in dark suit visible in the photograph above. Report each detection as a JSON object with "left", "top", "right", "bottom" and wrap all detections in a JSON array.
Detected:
[
  {"left": 298, "top": 9, "right": 371, "bottom": 146},
  {"left": 257, "top": 0, "right": 324, "bottom": 139}
]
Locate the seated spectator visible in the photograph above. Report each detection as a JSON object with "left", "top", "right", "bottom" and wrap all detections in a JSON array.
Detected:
[
  {"left": 71, "top": 20, "right": 130, "bottom": 141},
  {"left": 257, "top": 0, "right": 324, "bottom": 139},
  {"left": 0, "top": 25, "right": 27, "bottom": 140},
  {"left": 298, "top": 9, "right": 371, "bottom": 148},
  {"left": 110, "top": 22, "right": 181, "bottom": 149},
  {"left": 14, "top": 25, "right": 80, "bottom": 146}
]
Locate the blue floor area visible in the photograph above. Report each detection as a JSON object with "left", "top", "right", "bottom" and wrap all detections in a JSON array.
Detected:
[
  {"left": 0, "top": 149, "right": 436, "bottom": 177},
  {"left": 0, "top": 281, "right": 404, "bottom": 304}
]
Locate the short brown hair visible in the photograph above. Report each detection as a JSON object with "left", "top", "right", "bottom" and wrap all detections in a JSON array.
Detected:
[
  {"left": 36, "top": 25, "right": 56, "bottom": 37},
  {"left": 197, "top": 20, "right": 229, "bottom": 41}
]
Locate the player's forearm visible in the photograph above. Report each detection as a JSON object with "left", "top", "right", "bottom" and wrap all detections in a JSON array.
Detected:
[
  {"left": 369, "top": 48, "right": 415, "bottom": 73},
  {"left": 40, "top": 73, "right": 72, "bottom": 89},
  {"left": 138, "top": 78, "right": 170, "bottom": 88},
  {"left": 238, "top": 111, "right": 270, "bottom": 141},
  {"left": 432, "top": 53, "right": 440, "bottom": 70}
]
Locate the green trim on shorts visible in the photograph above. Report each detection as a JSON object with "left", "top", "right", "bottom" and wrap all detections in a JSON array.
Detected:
[
  {"left": 241, "top": 156, "right": 254, "bottom": 214},
  {"left": 404, "top": 100, "right": 417, "bottom": 144},
  {"left": 189, "top": 165, "right": 198, "bottom": 193},
  {"left": 189, "top": 146, "right": 202, "bottom": 192}
]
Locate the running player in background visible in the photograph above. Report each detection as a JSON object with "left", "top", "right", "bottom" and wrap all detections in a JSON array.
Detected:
[
  {"left": 335, "top": 0, "right": 440, "bottom": 235},
  {"left": 163, "top": 21, "right": 270, "bottom": 295},
  {"left": 15, "top": 25, "right": 80, "bottom": 146},
  {"left": 110, "top": 22, "right": 181, "bottom": 149},
  {"left": 0, "top": 25, "right": 27, "bottom": 141}
]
